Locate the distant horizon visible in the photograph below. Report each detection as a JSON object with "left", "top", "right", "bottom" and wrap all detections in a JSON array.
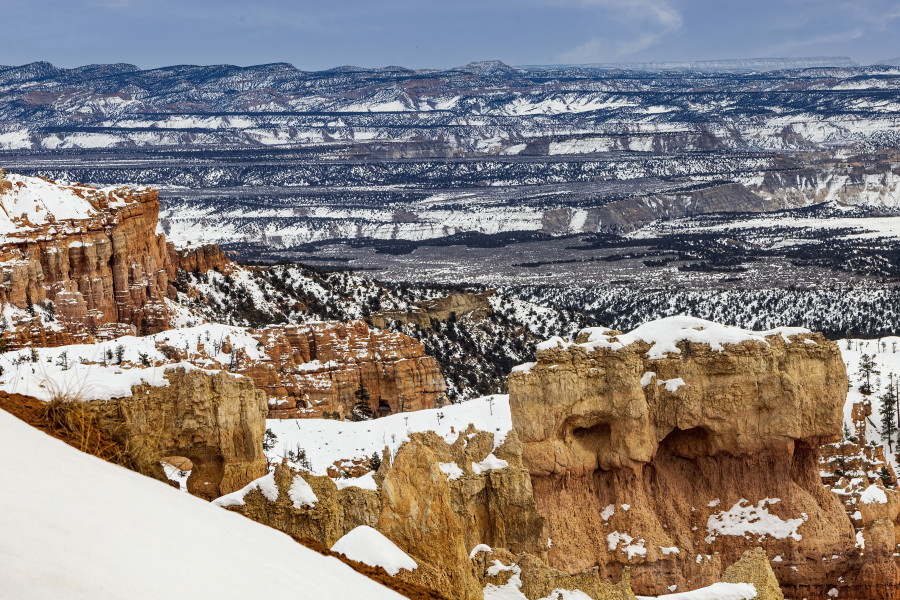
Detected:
[
  {"left": 4, "top": 1, "right": 898, "bottom": 71},
  {"left": 3, "top": 55, "right": 898, "bottom": 74}
]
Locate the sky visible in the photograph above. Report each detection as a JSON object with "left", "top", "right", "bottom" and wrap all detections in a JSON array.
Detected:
[{"left": 3, "top": 0, "right": 899, "bottom": 70}]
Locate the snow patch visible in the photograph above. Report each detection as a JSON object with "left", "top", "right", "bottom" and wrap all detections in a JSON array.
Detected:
[
  {"left": 860, "top": 484, "right": 888, "bottom": 504},
  {"left": 288, "top": 474, "right": 318, "bottom": 509},
  {"left": 212, "top": 472, "right": 279, "bottom": 508},
  {"left": 330, "top": 526, "right": 417, "bottom": 576},
  {"left": 705, "top": 498, "right": 804, "bottom": 544},
  {"left": 472, "top": 453, "right": 509, "bottom": 475},
  {"left": 440, "top": 462, "right": 465, "bottom": 481}
]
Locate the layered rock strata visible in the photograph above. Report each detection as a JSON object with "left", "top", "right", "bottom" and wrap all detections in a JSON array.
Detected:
[
  {"left": 168, "top": 242, "right": 233, "bottom": 274},
  {"left": 509, "top": 316, "right": 898, "bottom": 600},
  {"left": 0, "top": 174, "right": 172, "bottom": 335},
  {"left": 257, "top": 320, "right": 446, "bottom": 417}
]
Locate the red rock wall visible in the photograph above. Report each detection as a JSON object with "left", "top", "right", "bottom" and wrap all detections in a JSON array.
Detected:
[
  {"left": 249, "top": 321, "right": 447, "bottom": 417},
  {"left": 168, "top": 243, "right": 232, "bottom": 274},
  {"left": 0, "top": 185, "right": 171, "bottom": 336}
]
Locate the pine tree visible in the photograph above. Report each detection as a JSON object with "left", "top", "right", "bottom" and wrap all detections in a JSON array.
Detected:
[
  {"left": 369, "top": 451, "right": 382, "bottom": 472},
  {"left": 351, "top": 383, "right": 374, "bottom": 421},
  {"left": 893, "top": 373, "right": 900, "bottom": 432},
  {"left": 879, "top": 465, "right": 893, "bottom": 488},
  {"left": 859, "top": 354, "right": 881, "bottom": 395},
  {"left": 881, "top": 380, "right": 897, "bottom": 453}
]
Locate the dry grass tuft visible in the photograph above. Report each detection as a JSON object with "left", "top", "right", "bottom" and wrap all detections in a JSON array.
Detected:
[{"left": 39, "top": 399, "right": 134, "bottom": 467}]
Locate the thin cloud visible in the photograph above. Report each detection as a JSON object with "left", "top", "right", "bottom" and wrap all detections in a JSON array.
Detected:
[
  {"left": 554, "top": 0, "right": 683, "bottom": 62},
  {"left": 766, "top": 28, "right": 865, "bottom": 55}
]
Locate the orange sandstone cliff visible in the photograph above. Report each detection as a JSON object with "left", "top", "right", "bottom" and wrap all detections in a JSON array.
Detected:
[
  {"left": 508, "top": 317, "right": 900, "bottom": 600},
  {"left": 0, "top": 174, "right": 172, "bottom": 336}
]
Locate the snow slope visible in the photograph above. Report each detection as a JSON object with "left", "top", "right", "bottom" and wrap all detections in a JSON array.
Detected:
[
  {"left": 0, "top": 174, "right": 135, "bottom": 236},
  {"left": 0, "top": 409, "right": 405, "bottom": 600},
  {"left": 839, "top": 337, "right": 900, "bottom": 473}
]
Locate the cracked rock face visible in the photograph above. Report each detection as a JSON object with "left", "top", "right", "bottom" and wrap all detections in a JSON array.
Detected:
[{"left": 509, "top": 317, "right": 900, "bottom": 600}]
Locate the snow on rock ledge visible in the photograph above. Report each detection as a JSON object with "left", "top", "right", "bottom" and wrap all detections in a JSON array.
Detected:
[
  {"left": 331, "top": 526, "right": 418, "bottom": 576},
  {"left": 636, "top": 582, "right": 757, "bottom": 600},
  {"left": 535, "top": 315, "right": 810, "bottom": 360}
]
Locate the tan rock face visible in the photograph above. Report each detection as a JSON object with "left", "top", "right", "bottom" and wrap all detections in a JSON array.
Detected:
[
  {"left": 378, "top": 440, "right": 482, "bottom": 600},
  {"left": 722, "top": 548, "right": 784, "bottom": 600},
  {"left": 473, "top": 548, "right": 638, "bottom": 600},
  {"left": 0, "top": 177, "right": 172, "bottom": 338},
  {"left": 168, "top": 243, "right": 233, "bottom": 274},
  {"left": 508, "top": 321, "right": 896, "bottom": 599},
  {"left": 87, "top": 367, "right": 268, "bottom": 500}
]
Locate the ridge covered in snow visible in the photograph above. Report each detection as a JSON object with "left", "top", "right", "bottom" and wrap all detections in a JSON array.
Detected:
[
  {"left": 0, "top": 174, "right": 140, "bottom": 236},
  {"left": 266, "top": 394, "right": 511, "bottom": 478},
  {"left": 535, "top": 315, "right": 810, "bottom": 360}
]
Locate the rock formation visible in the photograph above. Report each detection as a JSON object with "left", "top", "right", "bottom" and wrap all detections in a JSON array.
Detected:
[
  {"left": 168, "top": 242, "right": 233, "bottom": 274},
  {"left": 258, "top": 321, "right": 446, "bottom": 418},
  {"left": 216, "top": 425, "right": 549, "bottom": 599},
  {"left": 472, "top": 548, "right": 637, "bottom": 600},
  {"left": 722, "top": 548, "right": 785, "bottom": 600},
  {"left": 509, "top": 316, "right": 897, "bottom": 600},
  {"left": 0, "top": 174, "right": 172, "bottom": 336},
  {"left": 87, "top": 367, "right": 268, "bottom": 500}
]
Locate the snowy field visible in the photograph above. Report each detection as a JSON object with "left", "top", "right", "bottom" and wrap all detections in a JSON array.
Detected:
[{"left": 0, "top": 323, "right": 263, "bottom": 401}]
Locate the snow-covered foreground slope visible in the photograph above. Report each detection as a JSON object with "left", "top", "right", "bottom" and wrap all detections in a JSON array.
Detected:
[{"left": 0, "top": 410, "right": 404, "bottom": 600}]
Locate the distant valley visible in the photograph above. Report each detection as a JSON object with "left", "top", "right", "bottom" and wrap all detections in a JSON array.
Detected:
[{"left": 3, "top": 60, "right": 900, "bottom": 335}]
